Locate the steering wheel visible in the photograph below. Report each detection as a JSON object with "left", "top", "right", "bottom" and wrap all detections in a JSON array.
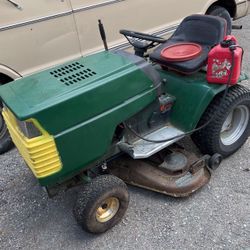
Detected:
[
  {"left": 120, "top": 30, "right": 166, "bottom": 43},
  {"left": 120, "top": 29, "right": 166, "bottom": 56}
]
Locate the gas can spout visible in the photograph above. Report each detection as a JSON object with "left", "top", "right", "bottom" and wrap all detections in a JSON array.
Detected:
[{"left": 98, "top": 19, "right": 109, "bottom": 51}]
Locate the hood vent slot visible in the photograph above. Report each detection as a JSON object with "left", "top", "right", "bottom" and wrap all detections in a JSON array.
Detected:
[{"left": 50, "top": 62, "right": 97, "bottom": 86}]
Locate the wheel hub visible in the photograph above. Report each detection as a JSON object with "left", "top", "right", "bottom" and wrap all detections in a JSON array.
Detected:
[
  {"left": 220, "top": 105, "right": 249, "bottom": 146},
  {"left": 96, "top": 197, "right": 120, "bottom": 223}
]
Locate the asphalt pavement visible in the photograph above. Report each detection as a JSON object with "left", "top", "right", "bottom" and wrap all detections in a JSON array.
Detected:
[{"left": 0, "top": 16, "right": 250, "bottom": 250}]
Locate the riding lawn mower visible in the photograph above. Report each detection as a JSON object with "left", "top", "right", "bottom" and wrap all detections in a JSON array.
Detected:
[{"left": 0, "top": 15, "right": 249, "bottom": 234}]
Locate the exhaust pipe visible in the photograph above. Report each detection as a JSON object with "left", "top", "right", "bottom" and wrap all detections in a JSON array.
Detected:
[{"left": 232, "top": 24, "right": 243, "bottom": 30}]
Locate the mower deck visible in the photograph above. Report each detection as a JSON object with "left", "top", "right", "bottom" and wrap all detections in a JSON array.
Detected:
[{"left": 109, "top": 146, "right": 211, "bottom": 197}]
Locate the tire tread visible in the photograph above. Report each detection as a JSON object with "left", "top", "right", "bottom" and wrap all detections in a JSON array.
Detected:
[
  {"left": 74, "top": 175, "right": 129, "bottom": 233},
  {"left": 192, "top": 85, "right": 250, "bottom": 157}
]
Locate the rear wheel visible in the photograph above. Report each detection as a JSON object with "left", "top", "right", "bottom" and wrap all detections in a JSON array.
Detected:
[
  {"left": 207, "top": 6, "right": 232, "bottom": 34},
  {"left": 192, "top": 85, "right": 250, "bottom": 157},
  {"left": 73, "top": 175, "right": 129, "bottom": 234},
  {"left": 0, "top": 81, "right": 13, "bottom": 154}
]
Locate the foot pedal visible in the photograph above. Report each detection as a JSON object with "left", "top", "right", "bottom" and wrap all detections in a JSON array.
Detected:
[{"left": 119, "top": 126, "right": 184, "bottom": 159}]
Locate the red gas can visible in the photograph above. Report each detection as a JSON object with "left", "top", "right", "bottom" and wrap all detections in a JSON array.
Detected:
[{"left": 207, "top": 35, "right": 243, "bottom": 85}]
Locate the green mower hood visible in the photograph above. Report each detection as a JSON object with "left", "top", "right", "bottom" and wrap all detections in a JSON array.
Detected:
[
  {"left": 0, "top": 51, "right": 161, "bottom": 186},
  {"left": 0, "top": 51, "right": 158, "bottom": 135}
]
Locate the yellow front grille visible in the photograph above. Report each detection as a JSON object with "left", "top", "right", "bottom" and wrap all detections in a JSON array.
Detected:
[{"left": 2, "top": 108, "right": 62, "bottom": 178}]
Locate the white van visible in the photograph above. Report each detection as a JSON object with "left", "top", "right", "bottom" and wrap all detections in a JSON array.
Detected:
[{"left": 0, "top": 0, "right": 249, "bottom": 153}]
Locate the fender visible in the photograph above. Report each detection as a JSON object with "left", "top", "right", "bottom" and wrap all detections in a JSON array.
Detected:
[
  {"left": 159, "top": 69, "right": 248, "bottom": 132},
  {"left": 234, "top": 0, "right": 250, "bottom": 18},
  {"left": 0, "top": 64, "right": 21, "bottom": 81}
]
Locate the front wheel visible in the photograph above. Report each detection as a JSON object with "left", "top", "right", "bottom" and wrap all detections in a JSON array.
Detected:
[
  {"left": 192, "top": 85, "right": 250, "bottom": 157},
  {"left": 73, "top": 175, "right": 129, "bottom": 234}
]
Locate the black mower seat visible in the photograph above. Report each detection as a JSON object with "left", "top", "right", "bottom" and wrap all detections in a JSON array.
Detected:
[{"left": 150, "top": 14, "right": 227, "bottom": 74}]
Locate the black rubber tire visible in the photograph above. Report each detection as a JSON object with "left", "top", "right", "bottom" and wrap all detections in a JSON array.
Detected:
[
  {"left": 208, "top": 153, "right": 223, "bottom": 170},
  {"left": 207, "top": 6, "right": 232, "bottom": 35},
  {"left": 0, "top": 83, "right": 13, "bottom": 154},
  {"left": 192, "top": 85, "right": 250, "bottom": 158},
  {"left": 73, "top": 175, "right": 129, "bottom": 234}
]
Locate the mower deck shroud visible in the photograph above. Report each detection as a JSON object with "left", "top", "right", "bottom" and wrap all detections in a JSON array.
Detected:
[
  {"left": 0, "top": 51, "right": 247, "bottom": 187},
  {"left": 109, "top": 146, "right": 211, "bottom": 197}
]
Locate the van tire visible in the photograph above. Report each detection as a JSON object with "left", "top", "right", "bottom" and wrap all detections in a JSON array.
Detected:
[
  {"left": 207, "top": 6, "right": 232, "bottom": 34},
  {"left": 0, "top": 82, "right": 14, "bottom": 154}
]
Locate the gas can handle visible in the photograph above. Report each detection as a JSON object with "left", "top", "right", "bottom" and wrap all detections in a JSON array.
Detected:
[
  {"left": 221, "top": 35, "right": 237, "bottom": 48},
  {"left": 224, "top": 35, "right": 237, "bottom": 43}
]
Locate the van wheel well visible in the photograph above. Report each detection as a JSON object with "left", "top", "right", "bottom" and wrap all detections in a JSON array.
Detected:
[
  {"left": 207, "top": 0, "right": 236, "bottom": 17},
  {"left": 0, "top": 73, "right": 13, "bottom": 84}
]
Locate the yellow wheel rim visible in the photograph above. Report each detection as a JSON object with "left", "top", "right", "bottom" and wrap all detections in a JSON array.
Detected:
[{"left": 96, "top": 197, "right": 120, "bottom": 223}]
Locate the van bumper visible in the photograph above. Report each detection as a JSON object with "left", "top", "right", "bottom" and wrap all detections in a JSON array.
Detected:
[{"left": 234, "top": 0, "right": 249, "bottom": 19}]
